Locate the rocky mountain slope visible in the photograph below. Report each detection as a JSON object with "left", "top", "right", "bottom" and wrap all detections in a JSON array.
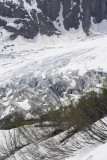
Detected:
[{"left": 0, "top": 0, "right": 107, "bottom": 39}]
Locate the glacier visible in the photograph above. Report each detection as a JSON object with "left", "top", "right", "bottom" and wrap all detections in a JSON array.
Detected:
[{"left": 0, "top": 29, "right": 107, "bottom": 119}]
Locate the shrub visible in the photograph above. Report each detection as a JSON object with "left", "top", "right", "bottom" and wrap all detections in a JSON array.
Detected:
[{"left": 46, "top": 88, "right": 107, "bottom": 131}]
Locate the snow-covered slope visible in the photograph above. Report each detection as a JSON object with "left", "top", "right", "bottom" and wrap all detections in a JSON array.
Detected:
[
  {"left": 0, "top": 116, "right": 107, "bottom": 160},
  {"left": 67, "top": 142, "right": 107, "bottom": 160},
  {"left": 0, "top": 1, "right": 107, "bottom": 159},
  {"left": 0, "top": 0, "right": 107, "bottom": 125},
  {"left": 1, "top": 33, "right": 107, "bottom": 84}
]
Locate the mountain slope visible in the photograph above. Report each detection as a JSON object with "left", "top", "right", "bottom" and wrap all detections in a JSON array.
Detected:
[
  {"left": 0, "top": 0, "right": 107, "bottom": 122},
  {"left": 0, "top": 0, "right": 107, "bottom": 39},
  {"left": 0, "top": 1, "right": 107, "bottom": 160},
  {"left": 0, "top": 0, "right": 60, "bottom": 39}
]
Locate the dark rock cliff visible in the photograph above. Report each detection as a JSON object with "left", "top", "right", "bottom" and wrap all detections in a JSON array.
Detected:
[
  {"left": 0, "top": 0, "right": 107, "bottom": 39},
  {"left": 0, "top": 0, "right": 60, "bottom": 39}
]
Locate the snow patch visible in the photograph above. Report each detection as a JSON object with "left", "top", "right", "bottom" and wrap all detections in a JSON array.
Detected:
[{"left": 17, "top": 99, "right": 31, "bottom": 110}]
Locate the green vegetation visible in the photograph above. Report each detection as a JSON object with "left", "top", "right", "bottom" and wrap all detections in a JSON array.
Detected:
[
  {"left": 46, "top": 87, "right": 107, "bottom": 131},
  {"left": 1, "top": 85, "right": 107, "bottom": 131},
  {"left": 0, "top": 118, "right": 39, "bottom": 130}
]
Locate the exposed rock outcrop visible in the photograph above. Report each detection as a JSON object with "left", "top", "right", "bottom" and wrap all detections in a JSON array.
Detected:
[
  {"left": 0, "top": 0, "right": 60, "bottom": 39},
  {"left": 0, "top": 0, "right": 107, "bottom": 39}
]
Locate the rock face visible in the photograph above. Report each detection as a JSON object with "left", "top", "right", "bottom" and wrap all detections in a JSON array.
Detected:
[
  {"left": 0, "top": 0, "right": 107, "bottom": 39},
  {"left": 0, "top": 0, "right": 60, "bottom": 39}
]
